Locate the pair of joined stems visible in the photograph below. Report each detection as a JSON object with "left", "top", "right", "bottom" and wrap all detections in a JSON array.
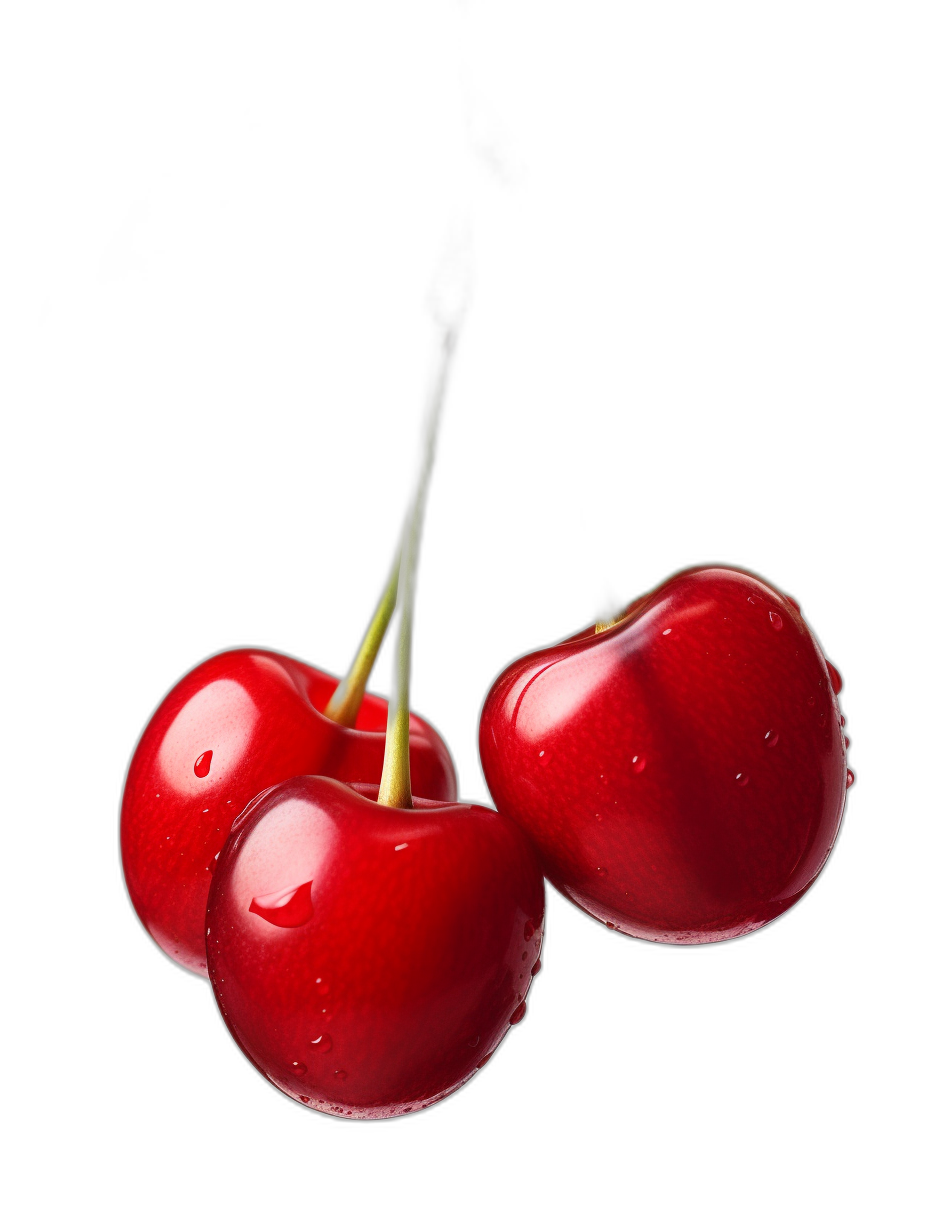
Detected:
[{"left": 322, "top": 324, "right": 456, "bottom": 809}]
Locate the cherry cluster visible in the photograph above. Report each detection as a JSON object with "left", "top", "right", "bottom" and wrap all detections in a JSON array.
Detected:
[{"left": 121, "top": 557, "right": 849, "bottom": 1119}]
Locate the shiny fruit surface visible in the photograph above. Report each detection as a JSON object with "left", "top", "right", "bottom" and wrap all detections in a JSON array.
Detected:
[
  {"left": 206, "top": 777, "right": 544, "bottom": 1117},
  {"left": 121, "top": 649, "right": 456, "bottom": 973},
  {"left": 479, "top": 566, "right": 849, "bottom": 943}
]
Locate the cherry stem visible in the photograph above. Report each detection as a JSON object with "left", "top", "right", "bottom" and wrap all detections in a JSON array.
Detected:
[
  {"left": 323, "top": 552, "right": 400, "bottom": 727},
  {"left": 596, "top": 606, "right": 626, "bottom": 635},
  {"left": 378, "top": 325, "right": 458, "bottom": 808}
]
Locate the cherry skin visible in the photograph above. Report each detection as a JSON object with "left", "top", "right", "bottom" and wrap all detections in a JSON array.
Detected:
[
  {"left": 121, "top": 649, "right": 456, "bottom": 973},
  {"left": 206, "top": 776, "right": 544, "bottom": 1117},
  {"left": 479, "top": 566, "right": 849, "bottom": 943}
]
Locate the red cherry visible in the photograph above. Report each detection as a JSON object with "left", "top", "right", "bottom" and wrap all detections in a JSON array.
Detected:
[
  {"left": 479, "top": 566, "right": 848, "bottom": 943},
  {"left": 206, "top": 777, "right": 544, "bottom": 1118},
  {"left": 121, "top": 649, "right": 456, "bottom": 973}
]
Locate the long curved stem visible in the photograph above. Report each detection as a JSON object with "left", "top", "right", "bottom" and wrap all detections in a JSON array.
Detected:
[
  {"left": 323, "top": 552, "right": 400, "bottom": 727},
  {"left": 378, "top": 326, "right": 457, "bottom": 808}
]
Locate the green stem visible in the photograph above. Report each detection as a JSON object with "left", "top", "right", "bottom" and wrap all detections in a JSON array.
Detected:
[
  {"left": 596, "top": 606, "right": 626, "bottom": 635},
  {"left": 323, "top": 552, "right": 400, "bottom": 727},
  {"left": 378, "top": 326, "right": 457, "bottom": 808}
]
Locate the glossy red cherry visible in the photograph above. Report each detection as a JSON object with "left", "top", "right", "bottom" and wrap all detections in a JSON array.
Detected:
[
  {"left": 479, "top": 566, "right": 849, "bottom": 943},
  {"left": 121, "top": 650, "right": 456, "bottom": 973},
  {"left": 206, "top": 776, "right": 544, "bottom": 1117}
]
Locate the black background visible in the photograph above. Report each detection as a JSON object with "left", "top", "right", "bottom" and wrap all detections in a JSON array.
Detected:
[{"left": 50, "top": 7, "right": 877, "bottom": 1182}]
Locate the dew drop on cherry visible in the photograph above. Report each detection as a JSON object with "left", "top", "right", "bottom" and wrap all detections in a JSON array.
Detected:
[
  {"left": 308, "top": 1033, "right": 333, "bottom": 1054},
  {"left": 314, "top": 978, "right": 330, "bottom": 995},
  {"left": 840, "top": 714, "right": 846, "bottom": 727},
  {"left": 476, "top": 1053, "right": 493, "bottom": 1069},
  {"left": 194, "top": 750, "right": 213, "bottom": 778},
  {"left": 333, "top": 1070, "right": 348, "bottom": 1082},
  {"left": 249, "top": 880, "right": 314, "bottom": 928},
  {"left": 632, "top": 755, "right": 647, "bottom": 774},
  {"left": 531, "top": 958, "right": 542, "bottom": 976},
  {"left": 524, "top": 920, "right": 535, "bottom": 941},
  {"left": 826, "top": 661, "right": 843, "bottom": 694},
  {"left": 467, "top": 1035, "right": 480, "bottom": 1048},
  {"left": 846, "top": 770, "right": 855, "bottom": 788},
  {"left": 735, "top": 772, "right": 750, "bottom": 787},
  {"left": 785, "top": 594, "right": 801, "bottom": 613},
  {"left": 290, "top": 1061, "right": 307, "bottom": 1076},
  {"left": 769, "top": 611, "right": 783, "bottom": 631},
  {"left": 845, "top": 736, "right": 851, "bottom": 749},
  {"left": 764, "top": 730, "right": 779, "bottom": 747},
  {"left": 299, "top": 1096, "right": 310, "bottom": 1104},
  {"left": 509, "top": 1001, "right": 527, "bottom": 1025}
]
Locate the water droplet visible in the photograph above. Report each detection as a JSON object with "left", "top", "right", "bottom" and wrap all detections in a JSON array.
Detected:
[
  {"left": 315, "top": 978, "right": 330, "bottom": 995},
  {"left": 309, "top": 1033, "right": 333, "bottom": 1054},
  {"left": 785, "top": 594, "right": 801, "bottom": 613},
  {"left": 845, "top": 735, "right": 851, "bottom": 749},
  {"left": 632, "top": 755, "right": 647, "bottom": 774},
  {"left": 807, "top": 696, "right": 816, "bottom": 707},
  {"left": 840, "top": 714, "right": 846, "bottom": 727},
  {"left": 662, "top": 627, "right": 672, "bottom": 637},
  {"left": 299, "top": 1095, "right": 310, "bottom": 1104},
  {"left": 249, "top": 879, "right": 314, "bottom": 928},
  {"left": 476, "top": 1053, "right": 493, "bottom": 1069},
  {"left": 594, "top": 813, "right": 602, "bottom": 822},
  {"left": 291, "top": 1061, "right": 307, "bottom": 1076},
  {"left": 606, "top": 921, "right": 616, "bottom": 929},
  {"left": 521, "top": 951, "right": 528, "bottom": 960},
  {"left": 206, "top": 855, "right": 217, "bottom": 874},
  {"left": 467, "top": 1035, "right": 480, "bottom": 1048},
  {"left": 735, "top": 772, "right": 750, "bottom": 787},
  {"left": 509, "top": 1002, "right": 527, "bottom": 1025},
  {"left": 531, "top": 959, "right": 542, "bottom": 976},
  {"left": 769, "top": 611, "right": 783, "bottom": 631},
  {"left": 194, "top": 750, "right": 213, "bottom": 778},
  {"left": 595, "top": 865, "right": 608, "bottom": 877},
  {"left": 524, "top": 920, "right": 535, "bottom": 941},
  {"left": 394, "top": 843, "right": 408, "bottom": 852},
  {"left": 538, "top": 749, "right": 547, "bottom": 762},
  {"left": 333, "top": 1070, "right": 347, "bottom": 1081},
  {"left": 826, "top": 661, "right": 843, "bottom": 694},
  {"left": 764, "top": 730, "right": 779, "bottom": 747},
  {"left": 846, "top": 770, "right": 855, "bottom": 788}
]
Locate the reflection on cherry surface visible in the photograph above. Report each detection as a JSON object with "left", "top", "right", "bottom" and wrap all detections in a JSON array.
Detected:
[
  {"left": 121, "top": 649, "right": 456, "bottom": 973},
  {"left": 207, "top": 777, "right": 545, "bottom": 1117},
  {"left": 480, "top": 566, "right": 850, "bottom": 943}
]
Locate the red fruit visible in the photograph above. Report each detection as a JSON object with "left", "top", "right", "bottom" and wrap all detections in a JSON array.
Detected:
[
  {"left": 206, "top": 777, "right": 544, "bottom": 1118},
  {"left": 121, "top": 649, "right": 456, "bottom": 973},
  {"left": 479, "top": 566, "right": 849, "bottom": 943}
]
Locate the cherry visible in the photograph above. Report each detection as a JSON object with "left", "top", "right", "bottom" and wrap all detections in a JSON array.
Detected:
[
  {"left": 206, "top": 777, "right": 544, "bottom": 1117},
  {"left": 479, "top": 566, "right": 850, "bottom": 943},
  {"left": 207, "top": 320, "right": 544, "bottom": 1117},
  {"left": 121, "top": 650, "right": 456, "bottom": 973}
]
